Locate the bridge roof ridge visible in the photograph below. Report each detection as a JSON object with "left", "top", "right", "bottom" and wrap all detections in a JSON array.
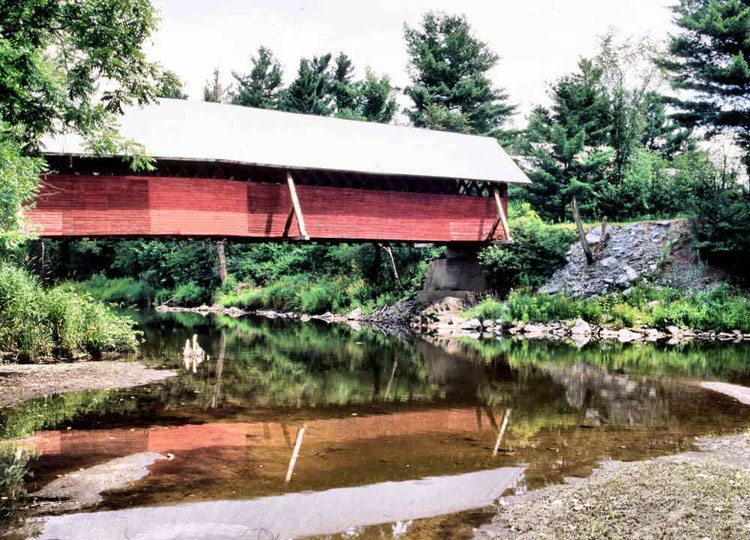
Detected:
[{"left": 41, "top": 98, "right": 531, "bottom": 185}]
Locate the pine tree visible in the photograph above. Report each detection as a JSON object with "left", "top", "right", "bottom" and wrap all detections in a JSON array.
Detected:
[
  {"left": 203, "top": 67, "right": 229, "bottom": 103},
  {"left": 232, "top": 46, "right": 284, "bottom": 109},
  {"left": 357, "top": 71, "right": 398, "bottom": 123},
  {"left": 522, "top": 59, "right": 613, "bottom": 222},
  {"left": 279, "top": 54, "right": 334, "bottom": 115},
  {"left": 403, "top": 12, "right": 515, "bottom": 135},
  {"left": 330, "top": 53, "right": 357, "bottom": 113},
  {"left": 658, "top": 0, "right": 750, "bottom": 171}
]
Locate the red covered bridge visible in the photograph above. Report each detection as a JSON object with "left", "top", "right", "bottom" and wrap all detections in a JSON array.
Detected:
[{"left": 29, "top": 99, "right": 530, "bottom": 243}]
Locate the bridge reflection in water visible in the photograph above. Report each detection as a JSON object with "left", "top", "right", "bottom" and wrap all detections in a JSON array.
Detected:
[{"left": 9, "top": 312, "right": 750, "bottom": 539}]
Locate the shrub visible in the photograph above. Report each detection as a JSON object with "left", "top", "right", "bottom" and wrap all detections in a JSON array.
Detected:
[
  {"left": 479, "top": 203, "right": 576, "bottom": 296},
  {"left": 171, "top": 281, "right": 206, "bottom": 307},
  {"left": 0, "top": 263, "right": 139, "bottom": 362},
  {"left": 67, "top": 274, "right": 154, "bottom": 305},
  {"left": 463, "top": 284, "right": 750, "bottom": 332}
]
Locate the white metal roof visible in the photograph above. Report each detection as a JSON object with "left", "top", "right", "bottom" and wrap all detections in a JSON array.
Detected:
[{"left": 41, "top": 98, "right": 531, "bottom": 185}]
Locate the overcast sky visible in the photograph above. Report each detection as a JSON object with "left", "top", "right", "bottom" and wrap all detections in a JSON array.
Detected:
[{"left": 147, "top": 0, "right": 679, "bottom": 126}]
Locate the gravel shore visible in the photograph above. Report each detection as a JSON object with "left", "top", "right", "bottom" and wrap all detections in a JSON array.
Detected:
[{"left": 476, "top": 381, "right": 750, "bottom": 540}]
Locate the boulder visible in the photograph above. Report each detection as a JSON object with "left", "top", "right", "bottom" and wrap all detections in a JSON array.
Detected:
[
  {"left": 523, "top": 324, "right": 547, "bottom": 338},
  {"left": 618, "top": 328, "right": 643, "bottom": 343},
  {"left": 570, "top": 319, "right": 592, "bottom": 336},
  {"left": 461, "top": 318, "right": 482, "bottom": 330},
  {"left": 346, "top": 307, "right": 363, "bottom": 320}
]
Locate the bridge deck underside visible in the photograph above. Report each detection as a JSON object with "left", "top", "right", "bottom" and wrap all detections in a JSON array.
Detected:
[{"left": 28, "top": 175, "right": 507, "bottom": 243}]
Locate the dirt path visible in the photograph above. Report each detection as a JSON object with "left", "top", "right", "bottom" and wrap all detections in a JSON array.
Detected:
[{"left": 0, "top": 362, "right": 176, "bottom": 408}]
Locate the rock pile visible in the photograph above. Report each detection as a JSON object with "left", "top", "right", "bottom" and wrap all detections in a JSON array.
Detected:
[{"left": 542, "top": 221, "right": 679, "bottom": 296}]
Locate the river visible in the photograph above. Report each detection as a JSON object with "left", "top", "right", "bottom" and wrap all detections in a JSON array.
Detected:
[{"left": 2, "top": 310, "right": 750, "bottom": 539}]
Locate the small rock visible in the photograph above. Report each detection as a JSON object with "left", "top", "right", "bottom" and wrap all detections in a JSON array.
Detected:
[{"left": 482, "top": 319, "right": 494, "bottom": 328}]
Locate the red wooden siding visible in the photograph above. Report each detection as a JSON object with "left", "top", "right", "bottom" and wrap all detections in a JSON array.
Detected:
[{"left": 27, "top": 174, "right": 508, "bottom": 242}]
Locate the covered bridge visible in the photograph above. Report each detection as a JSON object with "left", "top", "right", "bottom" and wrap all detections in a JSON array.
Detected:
[{"left": 29, "top": 99, "right": 530, "bottom": 243}]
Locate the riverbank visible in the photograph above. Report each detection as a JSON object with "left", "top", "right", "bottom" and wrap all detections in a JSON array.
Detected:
[
  {"left": 476, "top": 434, "right": 750, "bottom": 539},
  {"left": 156, "top": 285, "right": 750, "bottom": 346},
  {"left": 476, "top": 381, "right": 750, "bottom": 539},
  {"left": 0, "top": 362, "right": 176, "bottom": 408}
]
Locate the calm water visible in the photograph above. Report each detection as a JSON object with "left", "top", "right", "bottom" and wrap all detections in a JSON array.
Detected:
[{"left": 3, "top": 311, "right": 750, "bottom": 539}]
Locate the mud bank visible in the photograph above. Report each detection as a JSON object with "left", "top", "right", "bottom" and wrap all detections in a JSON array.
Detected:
[{"left": 0, "top": 362, "right": 177, "bottom": 408}]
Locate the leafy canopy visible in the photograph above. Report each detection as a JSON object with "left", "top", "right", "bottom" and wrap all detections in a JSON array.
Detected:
[
  {"left": 0, "top": 0, "right": 159, "bottom": 146},
  {"left": 0, "top": 0, "right": 160, "bottom": 249}
]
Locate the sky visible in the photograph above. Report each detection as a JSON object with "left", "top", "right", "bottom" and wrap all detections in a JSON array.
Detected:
[{"left": 147, "top": 0, "right": 679, "bottom": 126}]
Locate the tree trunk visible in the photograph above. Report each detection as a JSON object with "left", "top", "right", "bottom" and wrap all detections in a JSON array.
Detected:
[
  {"left": 571, "top": 197, "right": 594, "bottom": 265},
  {"left": 216, "top": 241, "right": 227, "bottom": 284}
]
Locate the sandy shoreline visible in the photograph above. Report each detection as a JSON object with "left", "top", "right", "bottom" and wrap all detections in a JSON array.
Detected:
[{"left": 0, "top": 361, "right": 177, "bottom": 408}]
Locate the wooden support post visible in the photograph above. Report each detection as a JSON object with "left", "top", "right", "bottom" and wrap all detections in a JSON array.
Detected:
[
  {"left": 282, "top": 208, "right": 295, "bottom": 237},
  {"left": 286, "top": 171, "right": 310, "bottom": 240},
  {"left": 488, "top": 186, "right": 512, "bottom": 242},
  {"left": 492, "top": 409, "right": 511, "bottom": 457},
  {"left": 285, "top": 423, "right": 307, "bottom": 482},
  {"left": 571, "top": 197, "right": 593, "bottom": 265}
]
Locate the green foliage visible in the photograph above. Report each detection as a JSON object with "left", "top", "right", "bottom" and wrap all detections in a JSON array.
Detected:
[
  {"left": 478, "top": 203, "right": 577, "bottom": 296},
  {"left": 155, "top": 69, "right": 188, "bottom": 99},
  {"left": 659, "top": 0, "right": 750, "bottom": 172},
  {"left": 0, "top": 0, "right": 159, "bottom": 145},
  {"left": 0, "top": 444, "right": 31, "bottom": 524},
  {"left": 0, "top": 125, "right": 45, "bottom": 250},
  {"left": 519, "top": 32, "right": 694, "bottom": 223},
  {"left": 403, "top": 12, "right": 515, "bottom": 135},
  {"left": 280, "top": 53, "right": 334, "bottom": 115},
  {"left": 336, "top": 70, "right": 398, "bottom": 124},
  {"left": 465, "top": 284, "right": 750, "bottom": 332},
  {"left": 231, "top": 46, "right": 284, "bottom": 109},
  {"left": 70, "top": 274, "right": 154, "bottom": 305},
  {"left": 0, "top": 263, "right": 139, "bottom": 361},
  {"left": 687, "top": 167, "right": 750, "bottom": 279}
]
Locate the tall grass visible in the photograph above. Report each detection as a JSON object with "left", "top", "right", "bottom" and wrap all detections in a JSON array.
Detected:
[
  {"left": 216, "top": 274, "right": 404, "bottom": 314},
  {"left": 465, "top": 284, "right": 750, "bottom": 332},
  {"left": 0, "top": 263, "right": 139, "bottom": 362},
  {"left": 69, "top": 274, "right": 155, "bottom": 305}
]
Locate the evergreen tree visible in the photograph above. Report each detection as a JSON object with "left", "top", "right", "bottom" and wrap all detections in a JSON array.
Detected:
[
  {"left": 330, "top": 53, "right": 358, "bottom": 113},
  {"left": 203, "top": 67, "right": 229, "bottom": 103},
  {"left": 232, "top": 46, "right": 284, "bottom": 109},
  {"left": 658, "top": 0, "right": 750, "bottom": 171},
  {"left": 280, "top": 54, "right": 334, "bottom": 115},
  {"left": 522, "top": 59, "right": 613, "bottom": 222},
  {"left": 403, "top": 12, "right": 515, "bottom": 135},
  {"left": 155, "top": 69, "right": 188, "bottom": 99},
  {"left": 357, "top": 71, "right": 398, "bottom": 123}
]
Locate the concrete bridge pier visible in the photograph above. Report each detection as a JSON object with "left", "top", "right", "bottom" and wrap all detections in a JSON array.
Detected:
[{"left": 416, "top": 246, "right": 488, "bottom": 304}]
